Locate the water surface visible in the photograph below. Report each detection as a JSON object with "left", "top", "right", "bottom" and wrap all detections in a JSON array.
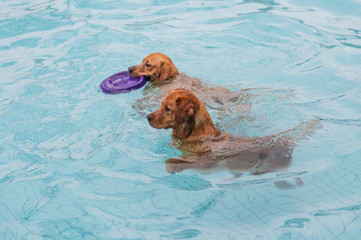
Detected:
[{"left": 1, "top": 0, "right": 361, "bottom": 239}]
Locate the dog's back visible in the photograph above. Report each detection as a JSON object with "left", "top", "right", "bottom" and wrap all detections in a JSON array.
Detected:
[{"left": 229, "top": 118, "right": 322, "bottom": 174}]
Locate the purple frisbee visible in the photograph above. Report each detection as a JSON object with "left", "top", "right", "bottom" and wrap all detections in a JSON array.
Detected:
[{"left": 100, "top": 71, "right": 146, "bottom": 94}]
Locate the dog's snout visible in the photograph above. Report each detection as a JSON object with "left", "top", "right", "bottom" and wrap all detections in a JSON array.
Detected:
[
  {"left": 146, "top": 114, "right": 152, "bottom": 122},
  {"left": 128, "top": 66, "right": 134, "bottom": 74}
]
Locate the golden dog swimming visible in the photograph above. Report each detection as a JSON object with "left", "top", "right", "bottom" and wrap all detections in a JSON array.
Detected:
[{"left": 147, "top": 89, "right": 321, "bottom": 175}]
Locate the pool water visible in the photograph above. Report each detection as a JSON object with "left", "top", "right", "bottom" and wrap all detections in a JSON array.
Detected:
[{"left": 1, "top": 0, "right": 361, "bottom": 239}]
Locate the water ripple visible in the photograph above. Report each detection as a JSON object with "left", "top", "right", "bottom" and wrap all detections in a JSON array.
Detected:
[{"left": 315, "top": 203, "right": 361, "bottom": 216}]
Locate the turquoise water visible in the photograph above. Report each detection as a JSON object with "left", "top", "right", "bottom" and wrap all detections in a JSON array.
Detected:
[{"left": 1, "top": 0, "right": 361, "bottom": 239}]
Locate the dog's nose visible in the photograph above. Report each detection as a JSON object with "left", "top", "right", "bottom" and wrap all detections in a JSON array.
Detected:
[
  {"left": 146, "top": 114, "right": 152, "bottom": 122},
  {"left": 128, "top": 67, "right": 134, "bottom": 74}
]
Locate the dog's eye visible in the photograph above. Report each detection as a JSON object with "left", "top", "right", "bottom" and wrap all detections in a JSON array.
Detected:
[
  {"left": 146, "top": 63, "right": 152, "bottom": 67},
  {"left": 164, "top": 106, "right": 171, "bottom": 112}
]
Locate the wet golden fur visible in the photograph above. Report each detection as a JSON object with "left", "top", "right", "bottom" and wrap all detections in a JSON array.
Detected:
[
  {"left": 128, "top": 52, "right": 179, "bottom": 83},
  {"left": 147, "top": 89, "right": 320, "bottom": 175}
]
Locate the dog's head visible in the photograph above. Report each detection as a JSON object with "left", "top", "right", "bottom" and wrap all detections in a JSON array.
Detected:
[
  {"left": 128, "top": 53, "right": 179, "bottom": 83},
  {"left": 147, "top": 89, "right": 199, "bottom": 139}
]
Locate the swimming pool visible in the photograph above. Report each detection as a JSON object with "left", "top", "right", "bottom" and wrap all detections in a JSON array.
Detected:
[{"left": 1, "top": 0, "right": 361, "bottom": 239}]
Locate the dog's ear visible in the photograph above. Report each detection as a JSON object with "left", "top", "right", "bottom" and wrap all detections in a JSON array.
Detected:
[
  {"left": 174, "top": 97, "right": 196, "bottom": 139},
  {"left": 158, "top": 59, "right": 179, "bottom": 81},
  {"left": 175, "top": 98, "right": 195, "bottom": 124},
  {"left": 176, "top": 116, "right": 195, "bottom": 139}
]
